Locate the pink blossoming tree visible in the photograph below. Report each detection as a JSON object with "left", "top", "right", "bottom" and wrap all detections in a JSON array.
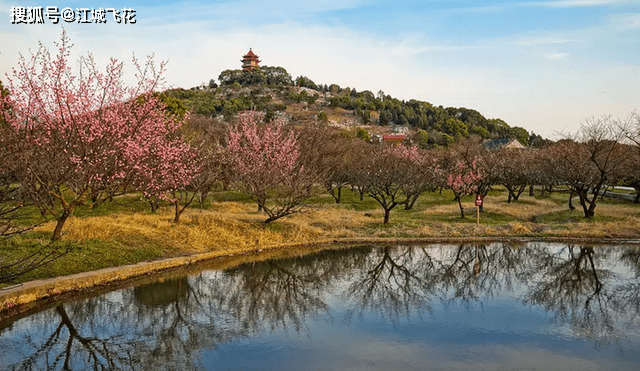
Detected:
[
  {"left": 446, "top": 160, "right": 484, "bottom": 218},
  {"left": 133, "top": 132, "right": 199, "bottom": 223},
  {"left": 1, "top": 32, "right": 194, "bottom": 240},
  {"left": 225, "top": 111, "right": 314, "bottom": 223}
]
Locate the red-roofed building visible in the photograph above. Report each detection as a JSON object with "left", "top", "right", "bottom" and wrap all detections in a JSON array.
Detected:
[
  {"left": 241, "top": 48, "right": 261, "bottom": 70},
  {"left": 383, "top": 134, "right": 405, "bottom": 145}
]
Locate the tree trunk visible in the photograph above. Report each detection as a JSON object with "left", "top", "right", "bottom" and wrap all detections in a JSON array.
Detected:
[
  {"left": 264, "top": 211, "right": 287, "bottom": 223},
  {"left": 329, "top": 186, "right": 342, "bottom": 203},
  {"left": 568, "top": 191, "right": 575, "bottom": 210},
  {"left": 514, "top": 184, "right": 526, "bottom": 201},
  {"left": 173, "top": 190, "right": 197, "bottom": 223},
  {"left": 404, "top": 194, "right": 419, "bottom": 210},
  {"left": 174, "top": 201, "right": 180, "bottom": 223},
  {"left": 577, "top": 190, "right": 595, "bottom": 218},
  {"left": 199, "top": 190, "right": 210, "bottom": 210},
  {"left": 457, "top": 197, "right": 465, "bottom": 218},
  {"left": 529, "top": 185, "right": 534, "bottom": 197},
  {"left": 599, "top": 186, "right": 608, "bottom": 200},
  {"left": 90, "top": 192, "right": 100, "bottom": 208},
  {"left": 51, "top": 208, "right": 72, "bottom": 241},
  {"left": 586, "top": 196, "right": 597, "bottom": 218},
  {"left": 383, "top": 208, "right": 390, "bottom": 224},
  {"left": 149, "top": 198, "right": 159, "bottom": 213}
]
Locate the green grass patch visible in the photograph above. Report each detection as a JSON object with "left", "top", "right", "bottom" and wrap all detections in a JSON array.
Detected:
[
  {"left": 472, "top": 211, "right": 514, "bottom": 225},
  {"left": 507, "top": 199, "right": 537, "bottom": 206},
  {"left": 1, "top": 232, "right": 177, "bottom": 287},
  {"left": 534, "top": 190, "right": 571, "bottom": 206},
  {"left": 263, "top": 221, "right": 288, "bottom": 233},
  {"left": 533, "top": 209, "right": 618, "bottom": 224},
  {"left": 334, "top": 190, "right": 379, "bottom": 211},
  {"left": 486, "top": 188, "right": 507, "bottom": 198},
  {"left": 305, "top": 191, "right": 340, "bottom": 206},
  {"left": 416, "top": 190, "right": 456, "bottom": 206},
  {"left": 209, "top": 190, "right": 253, "bottom": 203},
  {"left": 427, "top": 209, "right": 512, "bottom": 225},
  {"left": 72, "top": 194, "right": 155, "bottom": 218}
]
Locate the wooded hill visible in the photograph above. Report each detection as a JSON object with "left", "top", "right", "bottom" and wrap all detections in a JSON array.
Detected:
[{"left": 165, "top": 66, "right": 548, "bottom": 148}]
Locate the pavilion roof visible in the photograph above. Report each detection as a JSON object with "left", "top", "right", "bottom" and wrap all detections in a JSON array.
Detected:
[{"left": 243, "top": 48, "right": 260, "bottom": 59}]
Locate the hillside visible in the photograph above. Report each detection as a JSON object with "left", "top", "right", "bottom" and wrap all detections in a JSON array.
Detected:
[{"left": 165, "top": 66, "right": 548, "bottom": 148}]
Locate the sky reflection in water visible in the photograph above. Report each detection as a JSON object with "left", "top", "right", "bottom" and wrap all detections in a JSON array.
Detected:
[{"left": 1, "top": 242, "right": 640, "bottom": 370}]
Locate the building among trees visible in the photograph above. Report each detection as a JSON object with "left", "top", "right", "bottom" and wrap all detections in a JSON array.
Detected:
[
  {"left": 382, "top": 134, "right": 406, "bottom": 145},
  {"left": 483, "top": 138, "right": 526, "bottom": 150},
  {"left": 241, "top": 48, "right": 261, "bottom": 70}
]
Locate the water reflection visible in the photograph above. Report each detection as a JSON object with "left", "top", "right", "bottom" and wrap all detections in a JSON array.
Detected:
[{"left": 2, "top": 242, "right": 640, "bottom": 370}]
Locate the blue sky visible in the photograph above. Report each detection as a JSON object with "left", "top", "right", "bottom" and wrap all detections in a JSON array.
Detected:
[{"left": 1, "top": 0, "right": 639, "bottom": 138}]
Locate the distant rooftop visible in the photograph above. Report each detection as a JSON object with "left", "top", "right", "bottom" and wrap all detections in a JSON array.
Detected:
[{"left": 483, "top": 138, "right": 526, "bottom": 150}]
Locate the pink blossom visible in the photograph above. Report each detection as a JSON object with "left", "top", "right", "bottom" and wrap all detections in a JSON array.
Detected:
[{"left": 1, "top": 31, "right": 196, "bottom": 238}]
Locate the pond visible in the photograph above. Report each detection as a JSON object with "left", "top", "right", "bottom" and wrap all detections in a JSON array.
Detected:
[{"left": 1, "top": 242, "right": 640, "bottom": 370}]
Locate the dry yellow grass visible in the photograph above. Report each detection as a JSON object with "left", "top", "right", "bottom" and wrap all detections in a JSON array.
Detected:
[
  {"left": 490, "top": 198, "right": 565, "bottom": 220},
  {"left": 31, "top": 194, "right": 640, "bottom": 261},
  {"left": 41, "top": 203, "right": 373, "bottom": 256},
  {"left": 592, "top": 203, "right": 640, "bottom": 219},
  {"left": 422, "top": 203, "right": 464, "bottom": 217},
  {"left": 546, "top": 216, "right": 640, "bottom": 239}
]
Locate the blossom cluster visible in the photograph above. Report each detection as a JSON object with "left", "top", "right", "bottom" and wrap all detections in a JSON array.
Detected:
[
  {"left": 1, "top": 30, "right": 196, "bottom": 238},
  {"left": 226, "top": 112, "right": 301, "bottom": 185},
  {"left": 446, "top": 160, "right": 484, "bottom": 197},
  {"left": 225, "top": 111, "right": 313, "bottom": 222},
  {"left": 10, "top": 6, "right": 136, "bottom": 24}
]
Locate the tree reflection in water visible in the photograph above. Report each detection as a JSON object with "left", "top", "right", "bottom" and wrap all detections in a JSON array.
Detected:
[
  {"left": 1, "top": 242, "right": 640, "bottom": 370},
  {"left": 523, "top": 244, "right": 640, "bottom": 346},
  {"left": 345, "top": 246, "right": 437, "bottom": 322}
]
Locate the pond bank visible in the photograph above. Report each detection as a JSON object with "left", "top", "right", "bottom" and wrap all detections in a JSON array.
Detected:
[
  {"left": 2, "top": 235, "right": 639, "bottom": 323},
  {"left": 3, "top": 190, "right": 640, "bottom": 322}
]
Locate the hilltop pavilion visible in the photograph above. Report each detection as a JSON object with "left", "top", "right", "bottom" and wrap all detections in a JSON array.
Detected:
[{"left": 241, "top": 48, "right": 261, "bottom": 70}]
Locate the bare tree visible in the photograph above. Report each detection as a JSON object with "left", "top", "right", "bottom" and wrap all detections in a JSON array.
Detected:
[
  {"left": 493, "top": 147, "right": 532, "bottom": 203},
  {"left": 617, "top": 111, "right": 640, "bottom": 203},
  {"left": 549, "top": 116, "right": 629, "bottom": 217},
  {"left": 345, "top": 140, "right": 373, "bottom": 201},
  {"left": 297, "top": 122, "right": 352, "bottom": 203},
  {"left": 364, "top": 147, "right": 403, "bottom": 223}
]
